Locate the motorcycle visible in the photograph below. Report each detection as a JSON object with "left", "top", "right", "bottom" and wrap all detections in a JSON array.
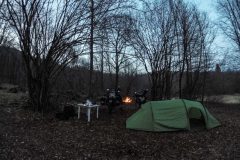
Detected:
[
  {"left": 100, "top": 88, "right": 122, "bottom": 114},
  {"left": 134, "top": 89, "right": 148, "bottom": 108}
]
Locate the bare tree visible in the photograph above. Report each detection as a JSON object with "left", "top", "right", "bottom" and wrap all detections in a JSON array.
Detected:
[
  {"left": 217, "top": 0, "right": 240, "bottom": 53},
  {"left": 122, "top": 60, "right": 140, "bottom": 95},
  {"left": 130, "top": 0, "right": 213, "bottom": 100},
  {"left": 1, "top": 0, "right": 89, "bottom": 112},
  {"left": 87, "top": 0, "right": 129, "bottom": 97},
  {"left": 102, "top": 14, "right": 135, "bottom": 90},
  {"left": 131, "top": 0, "right": 176, "bottom": 100},
  {"left": 0, "top": 1, "right": 13, "bottom": 46},
  {"left": 174, "top": 1, "right": 214, "bottom": 99},
  {"left": 0, "top": 22, "right": 13, "bottom": 46},
  {"left": 0, "top": 1, "right": 18, "bottom": 84}
]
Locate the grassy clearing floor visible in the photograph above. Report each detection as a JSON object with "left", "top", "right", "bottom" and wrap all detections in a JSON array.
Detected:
[{"left": 0, "top": 90, "right": 240, "bottom": 159}]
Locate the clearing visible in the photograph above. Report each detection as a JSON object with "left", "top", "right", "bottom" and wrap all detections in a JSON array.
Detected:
[{"left": 0, "top": 87, "right": 240, "bottom": 159}]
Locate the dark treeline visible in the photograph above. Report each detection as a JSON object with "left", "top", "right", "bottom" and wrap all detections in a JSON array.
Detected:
[
  {"left": 1, "top": 46, "right": 240, "bottom": 99},
  {"left": 0, "top": 46, "right": 25, "bottom": 85},
  {"left": 0, "top": 0, "right": 239, "bottom": 112},
  {"left": 0, "top": 46, "right": 147, "bottom": 99}
]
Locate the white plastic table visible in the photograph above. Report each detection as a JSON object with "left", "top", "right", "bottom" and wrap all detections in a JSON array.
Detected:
[{"left": 77, "top": 103, "right": 100, "bottom": 122}]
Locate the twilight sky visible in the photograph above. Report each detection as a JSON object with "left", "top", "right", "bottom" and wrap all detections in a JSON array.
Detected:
[
  {"left": 185, "top": 0, "right": 231, "bottom": 65},
  {"left": 185, "top": 0, "right": 218, "bottom": 20}
]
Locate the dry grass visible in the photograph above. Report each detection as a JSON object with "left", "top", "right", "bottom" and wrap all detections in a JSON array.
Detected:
[
  {"left": 0, "top": 84, "right": 27, "bottom": 107},
  {"left": 206, "top": 94, "right": 240, "bottom": 104}
]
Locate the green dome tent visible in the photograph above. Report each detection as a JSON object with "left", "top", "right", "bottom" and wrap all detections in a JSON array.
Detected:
[{"left": 126, "top": 99, "right": 220, "bottom": 132}]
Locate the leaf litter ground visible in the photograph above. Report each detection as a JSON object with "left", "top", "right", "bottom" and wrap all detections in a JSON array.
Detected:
[{"left": 0, "top": 91, "right": 240, "bottom": 159}]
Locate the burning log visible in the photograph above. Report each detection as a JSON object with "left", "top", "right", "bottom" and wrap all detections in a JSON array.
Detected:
[{"left": 122, "top": 96, "right": 133, "bottom": 104}]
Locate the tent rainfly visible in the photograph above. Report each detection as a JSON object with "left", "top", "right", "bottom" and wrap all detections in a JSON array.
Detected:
[{"left": 126, "top": 99, "right": 220, "bottom": 132}]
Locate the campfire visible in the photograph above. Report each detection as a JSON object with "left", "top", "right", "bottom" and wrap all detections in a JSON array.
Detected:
[{"left": 122, "top": 96, "right": 133, "bottom": 104}]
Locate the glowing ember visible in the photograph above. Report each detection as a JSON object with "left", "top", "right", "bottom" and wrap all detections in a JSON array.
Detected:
[{"left": 122, "top": 97, "right": 133, "bottom": 104}]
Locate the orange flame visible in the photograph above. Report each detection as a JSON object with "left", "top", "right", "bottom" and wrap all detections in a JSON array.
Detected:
[{"left": 122, "top": 97, "right": 133, "bottom": 104}]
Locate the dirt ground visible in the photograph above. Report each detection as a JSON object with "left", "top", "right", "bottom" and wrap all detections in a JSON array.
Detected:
[{"left": 0, "top": 89, "right": 240, "bottom": 159}]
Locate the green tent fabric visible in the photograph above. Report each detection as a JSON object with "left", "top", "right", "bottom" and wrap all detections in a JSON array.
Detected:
[{"left": 126, "top": 99, "right": 220, "bottom": 132}]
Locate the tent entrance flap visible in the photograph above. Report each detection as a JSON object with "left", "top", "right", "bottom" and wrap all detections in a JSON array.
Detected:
[
  {"left": 188, "top": 108, "right": 206, "bottom": 129},
  {"left": 189, "top": 108, "right": 202, "bottom": 119}
]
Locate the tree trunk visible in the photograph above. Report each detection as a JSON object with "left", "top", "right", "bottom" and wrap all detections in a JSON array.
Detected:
[
  {"left": 88, "top": 0, "right": 94, "bottom": 98},
  {"left": 25, "top": 57, "right": 50, "bottom": 113},
  {"left": 100, "top": 45, "right": 104, "bottom": 91},
  {"left": 115, "top": 49, "right": 119, "bottom": 90},
  {"left": 151, "top": 71, "right": 158, "bottom": 100}
]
